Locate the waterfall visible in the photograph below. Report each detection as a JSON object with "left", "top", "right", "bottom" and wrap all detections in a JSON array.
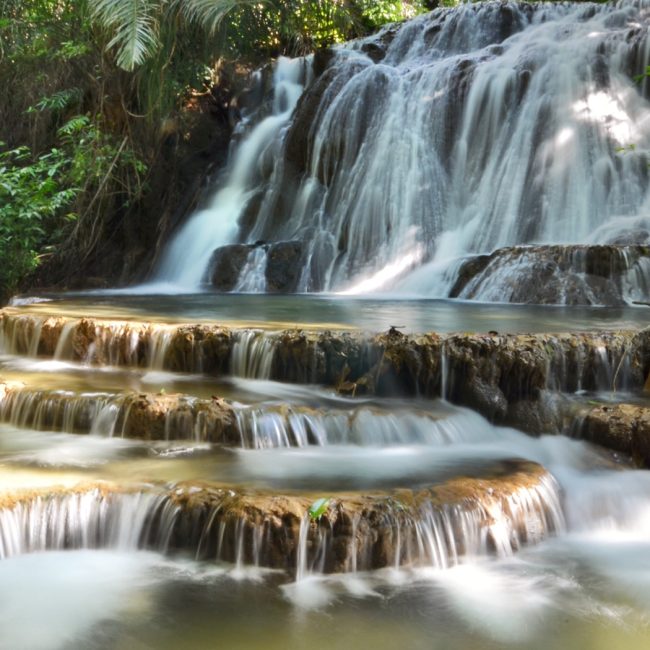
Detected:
[
  {"left": 0, "top": 389, "right": 127, "bottom": 436},
  {"left": 230, "top": 330, "right": 277, "bottom": 378},
  {"left": 155, "top": 56, "right": 311, "bottom": 289},
  {"left": 154, "top": 0, "right": 650, "bottom": 299},
  {"left": 0, "top": 470, "right": 563, "bottom": 574},
  {"left": 0, "top": 490, "right": 169, "bottom": 558},
  {"left": 1, "top": 312, "right": 646, "bottom": 396},
  {"left": 291, "top": 470, "right": 565, "bottom": 578},
  {"left": 233, "top": 403, "right": 500, "bottom": 449}
]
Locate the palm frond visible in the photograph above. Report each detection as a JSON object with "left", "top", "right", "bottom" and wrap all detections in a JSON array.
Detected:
[
  {"left": 182, "top": 0, "right": 259, "bottom": 34},
  {"left": 90, "top": 0, "right": 160, "bottom": 71}
]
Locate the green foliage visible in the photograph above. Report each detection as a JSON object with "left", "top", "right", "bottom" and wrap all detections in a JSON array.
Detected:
[
  {"left": 182, "top": 0, "right": 259, "bottom": 35},
  {"left": 0, "top": 0, "right": 428, "bottom": 299},
  {"left": 357, "top": 0, "right": 422, "bottom": 27},
  {"left": 634, "top": 65, "right": 650, "bottom": 84},
  {"left": 308, "top": 497, "right": 330, "bottom": 521},
  {"left": 27, "top": 88, "right": 83, "bottom": 114},
  {"left": 91, "top": 0, "right": 161, "bottom": 71},
  {"left": 57, "top": 115, "right": 147, "bottom": 190},
  {"left": 0, "top": 106, "right": 146, "bottom": 298},
  {"left": 89, "top": 0, "right": 428, "bottom": 69},
  {"left": 90, "top": 0, "right": 258, "bottom": 71},
  {"left": 0, "top": 144, "right": 77, "bottom": 297}
]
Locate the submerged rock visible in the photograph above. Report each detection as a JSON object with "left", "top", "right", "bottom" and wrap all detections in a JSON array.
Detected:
[{"left": 449, "top": 245, "right": 650, "bottom": 305}]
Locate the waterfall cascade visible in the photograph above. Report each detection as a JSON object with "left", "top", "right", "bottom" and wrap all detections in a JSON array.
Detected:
[
  {"left": 157, "top": 0, "right": 650, "bottom": 304},
  {"left": 6, "top": 3, "right": 650, "bottom": 647},
  {"left": 4, "top": 277, "right": 650, "bottom": 647}
]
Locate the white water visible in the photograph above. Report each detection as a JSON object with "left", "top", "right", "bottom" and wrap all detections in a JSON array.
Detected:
[
  {"left": 153, "top": 1, "right": 650, "bottom": 299},
  {"left": 7, "top": 3, "right": 650, "bottom": 645},
  {"left": 0, "top": 550, "right": 160, "bottom": 650},
  {"left": 4, "top": 313, "right": 650, "bottom": 645},
  {"left": 155, "top": 57, "right": 309, "bottom": 289}
]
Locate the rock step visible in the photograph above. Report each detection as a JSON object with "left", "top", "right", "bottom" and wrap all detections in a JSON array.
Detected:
[
  {"left": 449, "top": 245, "right": 650, "bottom": 306},
  {"left": 209, "top": 240, "right": 304, "bottom": 293},
  {"left": 578, "top": 403, "right": 650, "bottom": 466},
  {"left": 0, "top": 383, "right": 468, "bottom": 448},
  {"left": 0, "top": 383, "right": 238, "bottom": 443},
  {"left": 1, "top": 310, "right": 648, "bottom": 434},
  {"left": 0, "top": 461, "right": 563, "bottom": 573}
]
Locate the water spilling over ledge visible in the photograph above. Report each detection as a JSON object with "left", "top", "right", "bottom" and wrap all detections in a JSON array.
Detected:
[
  {"left": 0, "top": 384, "right": 238, "bottom": 443},
  {"left": 0, "top": 462, "right": 563, "bottom": 574},
  {"left": 0, "top": 383, "right": 480, "bottom": 449},
  {"left": 2, "top": 310, "right": 648, "bottom": 434}
]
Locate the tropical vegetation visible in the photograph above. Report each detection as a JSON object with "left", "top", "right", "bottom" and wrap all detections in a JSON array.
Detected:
[{"left": 0, "top": 0, "right": 429, "bottom": 301}]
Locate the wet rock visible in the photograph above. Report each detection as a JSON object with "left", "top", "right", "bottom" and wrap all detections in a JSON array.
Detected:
[
  {"left": 450, "top": 245, "right": 650, "bottom": 305},
  {"left": 208, "top": 244, "right": 254, "bottom": 291},
  {"left": 207, "top": 240, "right": 306, "bottom": 293},
  {"left": 235, "top": 189, "right": 266, "bottom": 237},
  {"left": 3, "top": 309, "right": 650, "bottom": 441},
  {"left": 119, "top": 393, "right": 237, "bottom": 442},
  {"left": 265, "top": 241, "right": 305, "bottom": 293},
  {"left": 312, "top": 47, "right": 336, "bottom": 77},
  {"left": 162, "top": 324, "right": 232, "bottom": 374},
  {"left": 505, "top": 392, "right": 569, "bottom": 436},
  {"left": 448, "top": 254, "right": 490, "bottom": 297},
  {"left": 284, "top": 59, "right": 369, "bottom": 177},
  {"left": 0, "top": 384, "right": 238, "bottom": 442},
  {"left": 579, "top": 404, "right": 650, "bottom": 466},
  {"left": 361, "top": 42, "right": 386, "bottom": 63},
  {"left": 0, "top": 461, "right": 562, "bottom": 573}
]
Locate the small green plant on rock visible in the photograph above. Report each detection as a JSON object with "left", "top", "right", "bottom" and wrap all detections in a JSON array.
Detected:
[{"left": 308, "top": 497, "right": 330, "bottom": 521}]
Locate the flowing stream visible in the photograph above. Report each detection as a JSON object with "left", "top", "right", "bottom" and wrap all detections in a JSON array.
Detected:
[
  {"left": 1, "top": 294, "right": 650, "bottom": 648},
  {"left": 4, "top": 1, "right": 650, "bottom": 648}
]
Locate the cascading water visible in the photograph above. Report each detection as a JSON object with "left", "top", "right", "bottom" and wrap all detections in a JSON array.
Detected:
[
  {"left": 0, "top": 490, "right": 168, "bottom": 558},
  {"left": 156, "top": 0, "right": 650, "bottom": 302},
  {"left": 8, "top": 3, "right": 650, "bottom": 647},
  {"left": 155, "top": 56, "right": 311, "bottom": 289}
]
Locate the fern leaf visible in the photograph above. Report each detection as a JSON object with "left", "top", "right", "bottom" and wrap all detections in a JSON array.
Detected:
[
  {"left": 182, "top": 0, "right": 258, "bottom": 34},
  {"left": 90, "top": 0, "right": 160, "bottom": 71}
]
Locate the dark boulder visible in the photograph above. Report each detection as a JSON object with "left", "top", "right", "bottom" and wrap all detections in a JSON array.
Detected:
[
  {"left": 361, "top": 42, "right": 386, "bottom": 63},
  {"left": 208, "top": 244, "right": 253, "bottom": 291},
  {"left": 265, "top": 240, "right": 305, "bottom": 293},
  {"left": 449, "top": 245, "right": 650, "bottom": 306}
]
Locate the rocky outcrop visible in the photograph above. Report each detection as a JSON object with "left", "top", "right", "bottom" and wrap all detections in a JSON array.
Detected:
[
  {"left": 208, "top": 240, "right": 305, "bottom": 292},
  {"left": 283, "top": 58, "right": 370, "bottom": 180},
  {"left": 449, "top": 245, "right": 650, "bottom": 305},
  {"left": 265, "top": 240, "right": 304, "bottom": 292},
  {"left": 0, "top": 461, "right": 563, "bottom": 572},
  {"left": 2, "top": 310, "right": 649, "bottom": 437},
  {"left": 122, "top": 393, "right": 236, "bottom": 441},
  {"left": 0, "top": 384, "right": 238, "bottom": 442},
  {"left": 208, "top": 244, "right": 254, "bottom": 291},
  {"left": 578, "top": 403, "right": 650, "bottom": 466}
]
